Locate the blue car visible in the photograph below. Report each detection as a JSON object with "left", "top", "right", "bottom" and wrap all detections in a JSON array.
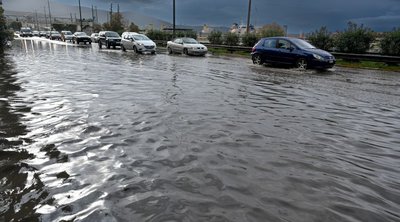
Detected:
[{"left": 251, "top": 37, "right": 335, "bottom": 70}]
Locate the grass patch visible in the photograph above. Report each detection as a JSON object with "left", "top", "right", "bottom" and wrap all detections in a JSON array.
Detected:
[{"left": 336, "top": 59, "right": 400, "bottom": 72}]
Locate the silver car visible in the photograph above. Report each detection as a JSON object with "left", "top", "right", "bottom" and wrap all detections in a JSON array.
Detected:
[
  {"left": 91, "top": 33, "right": 99, "bottom": 43},
  {"left": 121, "top": 32, "right": 156, "bottom": 54},
  {"left": 61, "top": 31, "right": 73, "bottom": 42},
  {"left": 167, "top": 38, "right": 207, "bottom": 56}
]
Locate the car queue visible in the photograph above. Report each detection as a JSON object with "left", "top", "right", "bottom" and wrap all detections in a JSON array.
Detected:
[{"left": 18, "top": 28, "right": 336, "bottom": 70}]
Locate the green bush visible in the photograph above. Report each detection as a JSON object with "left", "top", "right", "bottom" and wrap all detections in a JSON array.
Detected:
[
  {"left": 208, "top": 31, "right": 223, "bottom": 44},
  {"left": 380, "top": 28, "right": 400, "bottom": 56},
  {"left": 224, "top": 32, "right": 239, "bottom": 46},
  {"left": 0, "top": 7, "right": 12, "bottom": 52},
  {"left": 241, "top": 33, "right": 258, "bottom": 47},
  {"left": 335, "top": 22, "right": 375, "bottom": 53},
  {"left": 307, "top": 26, "right": 333, "bottom": 51},
  {"left": 258, "top": 22, "right": 285, "bottom": 38}
]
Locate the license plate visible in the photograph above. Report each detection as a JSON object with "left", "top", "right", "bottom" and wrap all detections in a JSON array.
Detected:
[{"left": 329, "top": 60, "right": 333, "bottom": 63}]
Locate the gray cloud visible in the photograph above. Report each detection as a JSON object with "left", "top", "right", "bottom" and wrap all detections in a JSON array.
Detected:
[{"left": 41, "top": 0, "right": 400, "bottom": 32}]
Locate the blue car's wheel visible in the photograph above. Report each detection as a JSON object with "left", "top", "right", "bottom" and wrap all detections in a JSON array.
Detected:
[
  {"left": 252, "top": 54, "right": 263, "bottom": 65},
  {"left": 296, "top": 58, "right": 308, "bottom": 70}
]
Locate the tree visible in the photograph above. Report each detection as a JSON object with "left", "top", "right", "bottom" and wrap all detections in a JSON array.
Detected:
[
  {"left": 307, "top": 26, "right": 334, "bottom": 51},
  {"left": 9, "top": 21, "right": 22, "bottom": 31},
  {"left": 334, "top": 22, "right": 375, "bottom": 53},
  {"left": 128, "top": 22, "right": 139, "bottom": 32},
  {"left": 224, "top": 32, "right": 239, "bottom": 46},
  {"left": 380, "top": 28, "right": 400, "bottom": 56},
  {"left": 208, "top": 30, "right": 223, "bottom": 44},
  {"left": 103, "top": 12, "right": 124, "bottom": 34},
  {"left": 0, "top": 6, "right": 12, "bottom": 52},
  {"left": 241, "top": 33, "right": 258, "bottom": 47},
  {"left": 93, "top": 23, "right": 102, "bottom": 33},
  {"left": 258, "top": 22, "right": 285, "bottom": 38}
]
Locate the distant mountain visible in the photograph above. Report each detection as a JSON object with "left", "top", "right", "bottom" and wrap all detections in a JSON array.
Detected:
[{"left": 2, "top": 0, "right": 171, "bottom": 29}]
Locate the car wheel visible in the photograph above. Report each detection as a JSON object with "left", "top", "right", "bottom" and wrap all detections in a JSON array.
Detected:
[
  {"left": 296, "top": 58, "right": 308, "bottom": 70},
  {"left": 99, "top": 42, "right": 102, "bottom": 49},
  {"left": 252, "top": 54, "right": 263, "bottom": 65},
  {"left": 151, "top": 51, "right": 156, "bottom": 55},
  {"left": 167, "top": 47, "right": 172, "bottom": 54},
  {"left": 107, "top": 42, "right": 110, "bottom": 49},
  {"left": 121, "top": 44, "right": 126, "bottom": 52},
  {"left": 133, "top": 46, "right": 138, "bottom": 54},
  {"left": 183, "top": 48, "right": 188, "bottom": 55}
]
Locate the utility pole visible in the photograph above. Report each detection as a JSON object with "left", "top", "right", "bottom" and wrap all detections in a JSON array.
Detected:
[
  {"left": 35, "top": 10, "right": 39, "bottom": 30},
  {"left": 110, "top": 3, "right": 113, "bottom": 23},
  {"left": 117, "top": 4, "right": 120, "bottom": 14},
  {"left": 78, "top": 0, "right": 83, "bottom": 31},
  {"left": 43, "top": 7, "right": 48, "bottom": 29},
  {"left": 95, "top": 6, "right": 98, "bottom": 23},
  {"left": 47, "top": 0, "right": 52, "bottom": 30},
  {"left": 70, "top": 13, "right": 73, "bottom": 23},
  {"left": 173, "top": 0, "right": 176, "bottom": 38},
  {"left": 91, "top": 5, "right": 94, "bottom": 22},
  {"left": 246, "top": 0, "right": 252, "bottom": 34}
]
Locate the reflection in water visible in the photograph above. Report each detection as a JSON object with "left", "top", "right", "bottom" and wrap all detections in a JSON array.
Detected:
[
  {"left": 0, "top": 55, "right": 47, "bottom": 222},
  {"left": 2, "top": 39, "right": 400, "bottom": 222}
]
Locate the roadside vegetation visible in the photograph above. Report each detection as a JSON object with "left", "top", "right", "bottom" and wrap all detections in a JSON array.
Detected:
[
  {"left": 0, "top": 6, "right": 12, "bottom": 53},
  {"left": 380, "top": 28, "right": 400, "bottom": 56}
]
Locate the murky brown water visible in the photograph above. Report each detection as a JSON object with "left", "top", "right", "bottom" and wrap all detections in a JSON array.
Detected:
[{"left": 1, "top": 38, "right": 400, "bottom": 222}]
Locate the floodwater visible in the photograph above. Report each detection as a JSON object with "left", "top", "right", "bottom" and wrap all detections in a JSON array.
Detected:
[{"left": 1, "top": 38, "right": 400, "bottom": 222}]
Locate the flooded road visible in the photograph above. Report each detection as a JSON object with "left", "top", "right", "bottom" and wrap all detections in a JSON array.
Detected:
[{"left": 1, "top": 38, "right": 400, "bottom": 222}]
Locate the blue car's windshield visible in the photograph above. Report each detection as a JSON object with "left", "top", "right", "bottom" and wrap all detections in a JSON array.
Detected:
[{"left": 291, "top": 39, "right": 316, "bottom": 49}]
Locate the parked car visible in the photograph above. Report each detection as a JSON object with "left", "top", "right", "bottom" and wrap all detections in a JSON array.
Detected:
[
  {"left": 32, "top": 31, "right": 40, "bottom": 37},
  {"left": 73, "top": 32, "right": 92, "bottom": 44},
  {"left": 47, "top": 31, "right": 61, "bottom": 40},
  {"left": 20, "top": 27, "right": 33, "bottom": 37},
  {"left": 98, "top": 31, "right": 121, "bottom": 49},
  {"left": 39, "top": 31, "right": 48, "bottom": 37},
  {"left": 90, "top": 33, "right": 99, "bottom": 43},
  {"left": 167, "top": 38, "right": 207, "bottom": 56},
  {"left": 251, "top": 37, "right": 336, "bottom": 70},
  {"left": 61, "top": 31, "right": 74, "bottom": 42},
  {"left": 121, "top": 32, "right": 156, "bottom": 54}
]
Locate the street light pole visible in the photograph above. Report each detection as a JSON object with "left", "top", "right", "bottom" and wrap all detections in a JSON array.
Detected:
[
  {"left": 246, "top": 0, "right": 252, "bottom": 34},
  {"left": 47, "top": 0, "right": 52, "bottom": 30},
  {"left": 78, "top": 0, "right": 83, "bottom": 31},
  {"left": 173, "top": 0, "right": 176, "bottom": 38}
]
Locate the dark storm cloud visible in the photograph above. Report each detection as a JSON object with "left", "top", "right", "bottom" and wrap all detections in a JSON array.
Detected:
[{"left": 55, "top": 0, "right": 400, "bottom": 32}]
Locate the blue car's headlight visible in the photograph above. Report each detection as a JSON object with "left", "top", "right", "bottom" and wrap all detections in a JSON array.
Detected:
[{"left": 313, "top": 54, "right": 324, "bottom": 61}]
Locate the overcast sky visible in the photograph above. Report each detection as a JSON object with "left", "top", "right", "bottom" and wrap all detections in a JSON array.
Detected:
[{"left": 51, "top": 0, "right": 400, "bottom": 32}]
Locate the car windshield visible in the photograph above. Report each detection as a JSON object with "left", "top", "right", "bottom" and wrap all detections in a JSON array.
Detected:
[
  {"left": 51, "top": 31, "right": 59, "bottom": 34},
  {"left": 133, "top": 35, "right": 150, "bottom": 41},
  {"left": 75, "top": 32, "right": 87, "bottom": 36},
  {"left": 21, "top": 28, "right": 31, "bottom": 32},
  {"left": 63, "top": 31, "right": 72, "bottom": 35},
  {"left": 291, "top": 38, "right": 316, "bottom": 49},
  {"left": 182, "top": 38, "right": 198, "bottom": 44},
  {"left": 105, "top": 32, "right": 120, "bottom": 37}
]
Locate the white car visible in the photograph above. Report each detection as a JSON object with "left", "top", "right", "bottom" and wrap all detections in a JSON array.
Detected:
[
  {"left": 121, "top": 32, "right": 156, "bottom": 54},
  {"left": 167, "top": 38, "right": 207, "bottom": 56}
]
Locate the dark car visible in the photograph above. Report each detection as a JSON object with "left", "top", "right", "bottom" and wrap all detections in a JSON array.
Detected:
[
  {"left": 251, "top": 37, "right": 335, "bottom": 70},
  {"left": 20, "top": 27, "right": 33, "bottom": 37},
  {"left": 73, "top": 32, "right": 92, "bottom": 44},
  {"left": 98, "top": 31, "right": 121, "bottom": 49}
]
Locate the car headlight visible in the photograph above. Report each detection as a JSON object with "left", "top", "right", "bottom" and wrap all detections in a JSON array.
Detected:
[
  {"left": 138, "top": 43, "right": 144, "bottom": 46},
  {"left": 313, "top": 54, "right": 324, "bottom": 61}
]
